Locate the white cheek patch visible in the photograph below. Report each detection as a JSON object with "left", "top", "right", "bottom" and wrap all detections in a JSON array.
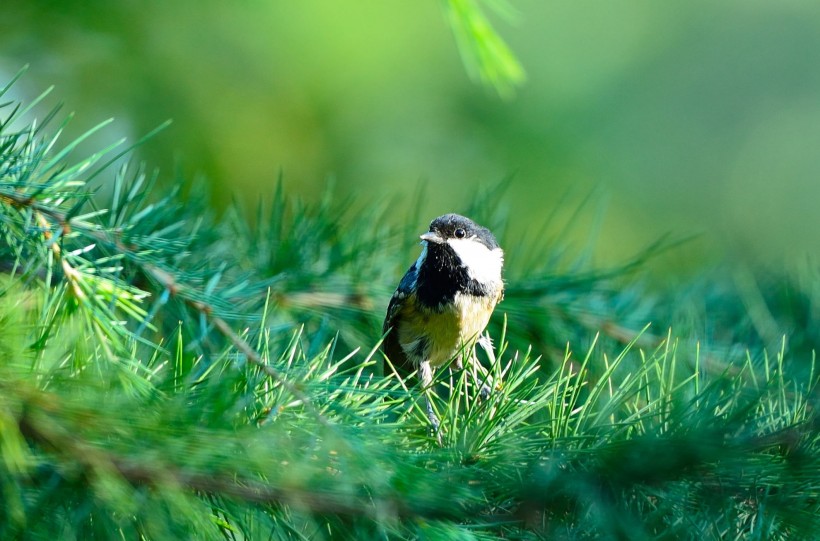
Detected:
[{"left": 447, "top": 237, "right": 504, "bottom": 283}]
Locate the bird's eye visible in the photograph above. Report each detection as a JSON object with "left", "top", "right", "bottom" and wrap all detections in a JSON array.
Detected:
[{"left": 454, "top": 228, "right": 467, "bottom": 238}]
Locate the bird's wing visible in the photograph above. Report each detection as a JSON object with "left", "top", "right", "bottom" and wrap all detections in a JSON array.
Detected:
[{"left": 382, "top": 263, "right": 417, "bottom": 377}]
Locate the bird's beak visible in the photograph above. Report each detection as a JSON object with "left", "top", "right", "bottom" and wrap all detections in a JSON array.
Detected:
[{"left": 420, "top": 231, "right": 444, "bottom": 244}]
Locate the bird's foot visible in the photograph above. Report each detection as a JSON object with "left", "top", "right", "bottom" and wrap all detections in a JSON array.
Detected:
[{"left": 425, "top": 395, "right": 442, "bottom": 445}]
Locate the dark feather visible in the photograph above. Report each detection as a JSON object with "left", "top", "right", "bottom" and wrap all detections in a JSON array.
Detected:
[
  {"left": 382, "top": 263, "right": 416, "bottom": 377},
  {"left": 416, "top": 241, "right": 491, "bottom": 308}
]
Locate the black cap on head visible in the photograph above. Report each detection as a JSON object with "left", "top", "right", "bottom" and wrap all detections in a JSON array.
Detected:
[{"left": 428, "top": 213, "right": 499, "bottom": 249}]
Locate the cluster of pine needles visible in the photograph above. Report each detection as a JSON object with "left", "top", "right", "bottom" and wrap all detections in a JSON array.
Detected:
[{"left": 0, "top": 73, "right": 818, "bottom": 540}]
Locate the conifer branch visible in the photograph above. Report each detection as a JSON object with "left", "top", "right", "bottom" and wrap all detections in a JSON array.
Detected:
[
  {"left": 143, "top": 264, "right": 331, "bottom": 426},
  {"left": 10, "top": 384, "right": 460, "bottom": 521},
  {"left": 1, "top": 189, "right": 329, "bottom": 425}
]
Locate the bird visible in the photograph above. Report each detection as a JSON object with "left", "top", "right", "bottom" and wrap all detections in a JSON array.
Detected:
[{"left": 382, "top": 213, "right": 505, "bottom": 436}]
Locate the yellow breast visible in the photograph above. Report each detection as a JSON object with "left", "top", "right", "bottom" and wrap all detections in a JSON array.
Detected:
[{"left": 396, "top": 291, "right": 500, "bottom": 368}]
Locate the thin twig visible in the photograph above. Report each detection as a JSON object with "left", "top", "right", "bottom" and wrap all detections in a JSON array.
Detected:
[
  {"left": 144, "top": 263, "right": 330, "bottom": 425},
  {"left": 1, "top": 190, "right": 330, "bottom": 426},
  {"left": 15, "top": 402, "right": 459, "bottom": 520}
]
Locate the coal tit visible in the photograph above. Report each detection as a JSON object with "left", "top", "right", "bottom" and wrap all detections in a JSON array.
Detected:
[{"left": 382, "top": 213, "right": 504, "bottom": 433}]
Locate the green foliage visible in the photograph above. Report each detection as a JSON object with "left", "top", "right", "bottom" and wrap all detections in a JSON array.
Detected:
[
  {"left": 442, "top": 0, "right": 527, "bottom": 97},
  {"left": 1, "top": 74, "right": 819, "bottom": 540}
]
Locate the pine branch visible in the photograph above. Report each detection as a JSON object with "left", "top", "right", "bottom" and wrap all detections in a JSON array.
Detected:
[
  {"left": 14, "top": 399, "right": 461, "bottom": 521},
  {"left": 1, "top": 186, "right": 329, "bottom": 424},
  {"left": 443, "top": 0, "right": 527, "bottom": 97}
]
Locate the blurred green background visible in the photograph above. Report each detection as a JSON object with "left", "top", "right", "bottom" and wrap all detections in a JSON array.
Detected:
[{"left": 3, "top": 0, "right": 819, "bottom": 269}]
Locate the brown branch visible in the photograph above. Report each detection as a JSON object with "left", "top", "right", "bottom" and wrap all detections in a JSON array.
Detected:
[
  {"left": 144, "top": 264, "right": 330, "bottom": 426},
  {"left": 15, "top": 403, "right": 457, "bottom": 521},
  {"left": 31, "top": 206, "right": 87, "bottom": 301},
  {"left": 1, "top": 190, "right": 330, "bottom": 426}
]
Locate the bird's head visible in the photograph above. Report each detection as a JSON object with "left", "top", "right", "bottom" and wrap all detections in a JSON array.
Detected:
[{"left": 418, "top": 213, "right": 503, "bottom": 284}]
